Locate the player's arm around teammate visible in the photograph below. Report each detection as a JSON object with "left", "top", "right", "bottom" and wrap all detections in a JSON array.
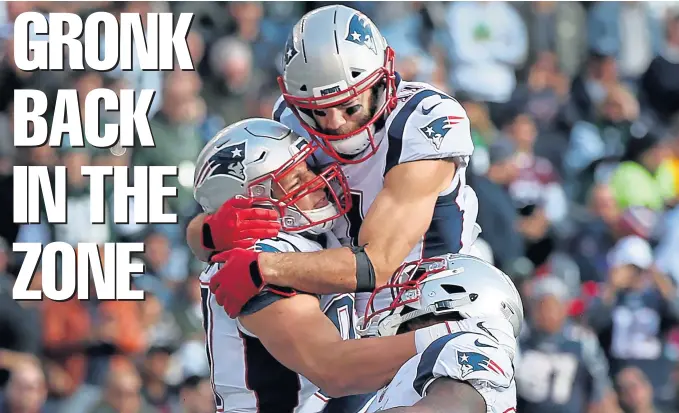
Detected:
[
  {"left": 260, "top": 157, "right": 455, "bottom": 292},
  {"left": 238, "top": 291, "right": 454, "bottom": 397},
  {"left": 188, "top": 156, "right": 455, "bottom": 280},
  {"left": 207, "top": 156, "right": 459, "bottom": 316}
]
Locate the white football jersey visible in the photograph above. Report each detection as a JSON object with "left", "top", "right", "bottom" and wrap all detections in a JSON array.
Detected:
[
  {"left": 273, "top": 74, "right": 480, "bottom": 314},
  {"left": 200, "top": 232, "right": 361, "bottom": 413},
  {"left": 365, "top": 318, "right": 517, "bottom": 413}
]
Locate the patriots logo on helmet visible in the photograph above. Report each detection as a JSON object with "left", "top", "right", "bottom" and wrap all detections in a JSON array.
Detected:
[
  {"left": 345, "top": 13, "right": 377, "bottom": 55},
  {"left": 419, "top": 116, "right": 464, "bottom": 150},
  {"left": 197, "top": 141, "right": 248, "bottom": 186},
  {"left": 283, "top": 31, "right": 298, "bottom": 67},
  {"left": 457, "top": 350, "right": 506, "bottom": 379}
]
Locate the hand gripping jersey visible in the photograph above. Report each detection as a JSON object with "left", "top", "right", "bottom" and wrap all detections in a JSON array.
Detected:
[
  {"left": 364, "top": 318, "right": 517, "bottom": 413},
  {"left": 200, "top": 232, "right": 367, "bottom": 413},
  {"left": 274, "top": 74, "right": 480, "bottom": 314}
]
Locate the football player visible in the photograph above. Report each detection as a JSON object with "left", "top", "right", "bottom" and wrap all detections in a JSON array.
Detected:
[
  {"left": 185, "top": 4, "right": 481, "bottom": 318},
  {"left": 359, "top": 254, "right": 523, "bottom": 412},
  {"left": 196, "top": 118, "right": 458, "bottom": 413}
]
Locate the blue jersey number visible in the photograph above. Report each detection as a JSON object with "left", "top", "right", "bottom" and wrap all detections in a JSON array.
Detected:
[{"left": 324, "top": 294, "right": 356, "bottom": 340}]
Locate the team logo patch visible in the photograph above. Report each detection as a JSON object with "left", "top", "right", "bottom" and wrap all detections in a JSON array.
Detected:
[
  {"left": 283, "top": 31, "right": 298, "bottom": 67},
  {"left": 457, "top": 350, "right": 505, "bottom": 378},
  {"left": 197, "top": 141, "right": 247, "bottom": 186},
  {"left": 419, "top": 116, "right": 463, "bottom": 150},
  {"left": 345, "top": 13, "right": 377, "bottom": 55}
]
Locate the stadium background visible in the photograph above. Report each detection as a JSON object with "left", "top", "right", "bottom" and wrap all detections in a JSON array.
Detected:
[{"left": 1, "top": 1, "right": 679, "bottom": 412}]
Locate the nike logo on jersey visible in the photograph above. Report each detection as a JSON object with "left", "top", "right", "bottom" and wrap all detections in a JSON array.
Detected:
[
  {"left": 474, "top": 338, "right": 497, "bottom": 349},
  {"left": 477, "top": 321, "right": 499, "bottom": 342},
  {"left": 421, "top": 102, "right": 441, "bottom": 115}
]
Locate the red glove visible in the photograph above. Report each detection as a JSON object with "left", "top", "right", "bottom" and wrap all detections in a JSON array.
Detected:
[
  {"left": 202, "top": 197, "right": 281, "bottom": 251},
  {"left": 209, "top": 248, "right": 267, "bottom": 317},
  {"left": 209, "top": 248, "right": 297, "bottom": 317}
]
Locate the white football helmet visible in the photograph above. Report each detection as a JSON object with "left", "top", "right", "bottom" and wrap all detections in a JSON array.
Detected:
[
  {"left": 193, "top": 118, "right": 351, "bottom": 235},
  {"left": 278, "top": 5, "right": 398, "bottom": 164},
  {"left": 357, "top": 254, "right": 525, "bottom": 338}
]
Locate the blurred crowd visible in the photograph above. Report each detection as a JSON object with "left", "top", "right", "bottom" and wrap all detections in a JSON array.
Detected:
[{"left": 1, "top": 1, "right": 679, "bottom": 413}]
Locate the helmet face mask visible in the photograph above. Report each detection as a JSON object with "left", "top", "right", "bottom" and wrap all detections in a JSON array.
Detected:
[
  {"left": 248, "top": 142, "right": 352, "bottom": 234},
  {"left": 358, "top": 256, "right": 450, "bottom": 336},
  {"left": 278, "top": 5, "right": 399, "bottom": 164}
]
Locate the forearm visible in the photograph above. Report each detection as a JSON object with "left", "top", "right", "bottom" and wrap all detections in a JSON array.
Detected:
[
  {"left": 314, "top": 333, "right": 417, "bottom": 397},
  {"left": 187, "top": 213, "right": 212, "bottom": 262},
  {"left": 259, "top": 247, "right": 358, "bottom": 294}
]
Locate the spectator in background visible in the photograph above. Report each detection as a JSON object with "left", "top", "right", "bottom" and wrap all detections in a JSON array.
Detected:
[
  {"left": 588, "top": 236, "right": 679, "bottom": 410},
  {"left": 587, "top": 2, "right": 664, "bottom": 85},
  {"left": 616, "top": 367, "right": 661, "bottom": 413},
  {"left": 501, "top": 112, "right": 568, "bottom": 267},
  {"left": 140, "top": 347, "right": 177, "bottom": 413},
  {"left": 228, "top": 2, "right": 287, "bottom": 78},
  {"left": 564, "top": 84, "right": 641, "bottom": 203},
  {"left": 471, "top": 139, "right": 527, "bottom": 274},
  {"left": 516, "top": 276, "right": 618, "bottom": 413},
  {"left": 609, "top": 128, "right": 673, "bottom": 211},
  {"left": 444, "top": 1, "right": 528, "bottom": 104},
  {"left": 519, "top": 1, "right": 587, "bottom": 79},
  {"left": 0, "top": 264, "right": 41, "bottom": 387},
  {"left": 87, "top": 362, "right": 154, "bottom": 413},
  {"left": 186, "top": 31, "right": 206, "bottom": 70},
  {"left": 139, "top": 294, "right": 182, "bottom": 349},
  {"left": 0, "top": 358, "right": 50, "bottom": 413},
  {"left": 640, "top": 13, "right": 679, "bottom": 125},
  {"left": 569, "top": 184, "right": 623, "bottom": 283},
  {"left": 457, "top": 93, "right": 499, "bottom": 176},
  {"left": 176, "top": 376, "right": 213, "bottom": 413},
  {"left": 134, "top": 71, "right": 205, "bottom": 222},
  {"left": 510, "top": 52, "right": 570, "bottom": 134},
  {"left": 202, "top": 37, "right": 264, "bottom": 126},
  {"left": 561, "top": 51, "right": 619, "bottom": 131},
  {"left": 41, "top": 275, "right": 146, "bottom": 409},
  {"left": 655, "top": 122, "right": 679, "bottom": 283},
  {"left": 378, "top": 3, "right": 436, "bottom": 84}
]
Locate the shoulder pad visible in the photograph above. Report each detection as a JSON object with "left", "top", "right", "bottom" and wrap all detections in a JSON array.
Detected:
[
  {"left": 413, "top": 329, "right": 514, "bottom": 397},
  {"left": 387, "top": 88, "right": 473, "bottom": 170}
]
